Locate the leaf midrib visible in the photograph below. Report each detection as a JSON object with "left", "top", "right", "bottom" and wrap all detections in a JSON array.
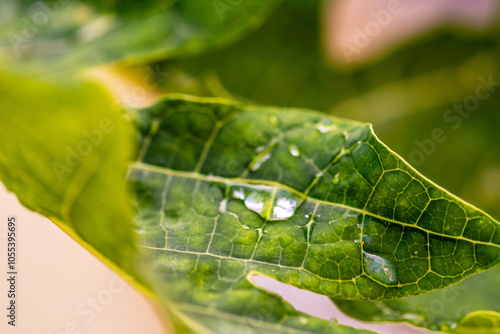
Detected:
[{"left": 130, "top": 161, "right": 500, "bottom": 248}]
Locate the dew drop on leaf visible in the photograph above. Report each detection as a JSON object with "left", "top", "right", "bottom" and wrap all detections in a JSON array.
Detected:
[
  {"left": 332, "top": 173, "right": 340, "bottom": 184},
  {"left": 251, "top": 153, "right": 271, "bottom": 171},
  {"left": 241, "top": 225, "right": 250, "bottom": 230},
  {"left": 288, "top": 144, "right": 301, "bottom": 157},
  {"left": 271, "top": 196, "right": 299, "bottom": 220},
  {"left": 363, "top": 251, "right": 398, "bottom": 286}
]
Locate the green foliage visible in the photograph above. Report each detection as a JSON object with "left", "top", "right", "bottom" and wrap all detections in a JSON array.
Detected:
[
  {"left": 1, "top": 0, "right": 500, "bottom": 333},
  {"left": 130, "top": 97, "right": 500, "bottom": 303},
  {"left": 0, "top": 71, "right": 140, "bottom": 281},
  {"left": 0, "top": 0, "right": 280, "bottom": 70}
]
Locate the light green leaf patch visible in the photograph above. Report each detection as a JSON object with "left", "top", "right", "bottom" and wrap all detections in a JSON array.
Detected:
[{"left": 0, "top": 71, "right": 140, "bottom": 280}]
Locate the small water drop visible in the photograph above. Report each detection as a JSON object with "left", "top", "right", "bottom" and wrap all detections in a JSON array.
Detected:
[
  {"left": 363, "top": 252, "right": 398, "bottom": 286},
  {"left": 288, "top": 144, "right": 301, "bottom": 157},
  {"left": 241, "top": 225, "right": 250, "bottom": 230},
  {"left": 315, "top": 119, "right": 336, "bottom": 133},
  {"left": 332, "top": 173, "right": 340, "bottom": 185},
  {"left": 299, "top": 316, "right": 309, "bottom": 325},
  {"left": 299, "top": 217, "right": 317, "bottom": 242},
  {"left": 251, "top": 153, "right": 271, "bottom": 171},
  {"left": 329, "top": 318, "right": 339, "bottom": 326}
]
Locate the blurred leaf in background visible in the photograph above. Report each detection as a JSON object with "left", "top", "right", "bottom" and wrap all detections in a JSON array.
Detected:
[{"left": 0, "top": 0, "right": 281, "bottom": 71}]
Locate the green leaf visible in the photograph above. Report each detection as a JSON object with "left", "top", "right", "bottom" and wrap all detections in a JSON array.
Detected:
[
  {"left": 455, "top": 311, "right": 500, "bottom": 334},
  {"left": 0, "top": 74, "right": 374, "bottom": 333},
  {"left": 0, "top": 0, "right": 280, "bottom": 70},
  {"left": 129, "top": 96, "right": 500, "bottom": 306},
  {"left": 1, "top": 74, "right": 499, "bottom": 332},
  {"left": 333, "top": 266, "right": 500, "bottom": 332},
  {"left": 0, "top": 70, "right": 142, "bottom": 281}
]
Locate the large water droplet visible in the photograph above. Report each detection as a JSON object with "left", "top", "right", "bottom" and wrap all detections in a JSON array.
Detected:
[
  {"left": 288, "top": 144, "right": 301, "bottom": 157},
  {"left": 363, "top": 251, "right": 398, "bottom": 286},
  {"left": 230, "top": 185, "right": 303, "bottom": 221},
  {"left": 332, "top": 173, "right": 340, "bottom": 185}
]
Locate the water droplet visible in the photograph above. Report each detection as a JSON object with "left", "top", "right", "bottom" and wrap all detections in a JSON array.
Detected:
[
  {"left": 289, "top": 144, "right": 301, "bottom": 157},
  {"left": 299, "top": 316, "right": 309, "bottom": 325},
  {"left": 363, "top": 252, "right": 398, "bottom": 286},
  {"left": 232, "top": 189, "right": 245, "bottom": 200},
  {"left": 219, "top": 199, "right": 227, "bottom": 213},
  {"left": 329, "top": 318, "right": 339, "bottom": 326},
  {"left": 255, "top": 144, "right": 267, "bottom": 153},
  {"left": 244, "top": 191, "right": 267, "bottom": 215},
  {"left": 299, "top": 217, "right": 317, "bottom": 242},
  {"left": 250, "top": 153, "right": 271, "bottom": 171},
  {"left": 241, "top": 225, "right": 250, "bottom": 230},
  {"left": 271, "top": 197, "right": 298, "bottom": 220},
  {"left": 332, "top": 173, "right": 340, "bottom": 184},
  {"left": 256, "top": 228, "right": 265, "bottom": 238},
  {"left": 231, "top": 185, "right": 303, "bottom": 221},
  {"left": 315, "top": 119, "right": 336, "bottom": 133}
]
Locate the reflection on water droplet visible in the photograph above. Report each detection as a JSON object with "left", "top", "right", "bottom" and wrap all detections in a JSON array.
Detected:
[
  {"left": 219, "top": 199, "right": 227, "bottom": 213},
  {"left": 244, "top": 191, "right": 266, "bottom": 215},
  {"left": 272, "top": 197, "right": 298, "bottom": 220},
  {"left": 299, "top": 316, "right": 309, "bottom": 325},
  {"left": 241, "top": 225, "right": 250, "bottom": 230},
  {"left": 299, "top": 216, "right": 317, "bottom": 242},
  {"left": 332, "top": 173, "right": 340, "bottom": 184},
  {"left": 289, "top": 144, "right": 301, "bottom": 157},
  {"left": 232, "top": 189, "right": 245, "bottom": 200},
  {"left": 316, "top": 119, "right": 336, "bottom": 133},
  {"left": 251, "top": 153, "right": 271, "bottom": 171},
  {"left": 363, "top": 251, "right": 398, "bottom": 286},
  {"left": 330, "top": 318, "right": 339, "bottom": 326}
]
